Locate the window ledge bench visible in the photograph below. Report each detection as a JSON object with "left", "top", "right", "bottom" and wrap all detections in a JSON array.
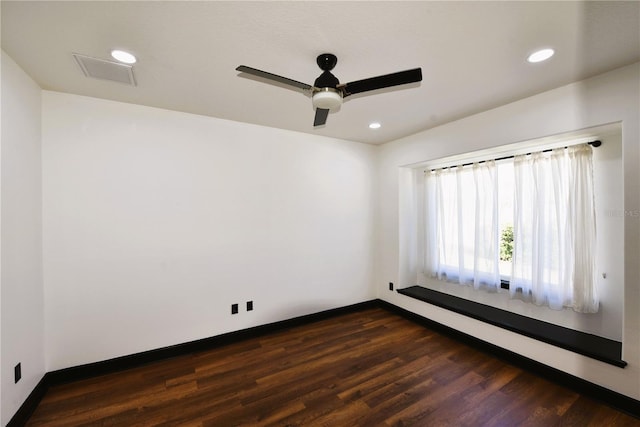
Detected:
[{"left": 397, "top": 285, "right": 626, "bottom": 368}]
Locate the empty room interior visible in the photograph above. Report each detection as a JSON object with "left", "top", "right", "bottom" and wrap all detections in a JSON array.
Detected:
[{"left": 2, "top": 1, "right": 640, "bottom": 425}]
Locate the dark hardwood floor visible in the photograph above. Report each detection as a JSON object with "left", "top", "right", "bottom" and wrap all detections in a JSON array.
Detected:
[{"left": 27, "top": 308, "right": 639, "bottom": 426}]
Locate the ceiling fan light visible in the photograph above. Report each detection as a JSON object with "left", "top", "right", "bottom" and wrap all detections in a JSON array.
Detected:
[{"left": 312, "top": 88, "right": 343, "bottom": 110}]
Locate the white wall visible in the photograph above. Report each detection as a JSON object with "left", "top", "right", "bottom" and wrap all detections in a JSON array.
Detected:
[
  {"left": 377, "top": 62, "right": 640, "bottom": 398},
  {"left": 42, "top": 92, "right": 377, "bottom": 371},
  {"left": 1, "top": 51, "right": 45, "bottom": 424}
]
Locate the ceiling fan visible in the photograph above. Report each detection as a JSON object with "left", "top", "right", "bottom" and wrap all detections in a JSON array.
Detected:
[{"left": 236, "top": 53, "right": 422, "bottom": 127}]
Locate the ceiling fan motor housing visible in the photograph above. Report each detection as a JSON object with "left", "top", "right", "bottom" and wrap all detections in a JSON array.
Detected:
[
  {"left": 314, "top": 70, "right": 339, "bottom": 88},
  {"left": 313, "top": 54, "right": 342, "bottom": 110}
]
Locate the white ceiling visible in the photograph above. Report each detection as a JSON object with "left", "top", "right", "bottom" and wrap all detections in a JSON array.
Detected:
[{"left": 2, "top": 1, "right": 639, "bottom": 145}]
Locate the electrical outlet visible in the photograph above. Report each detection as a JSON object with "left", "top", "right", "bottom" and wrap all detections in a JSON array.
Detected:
[
  {"left": 231, "top": 303, "right": 239, "bottom": 314},
  {"left": 14, "top": 363, "right": 21, "bottom": 384},
  {"left": 246, "top": 301, "right": 253, "bottom": 311},
  {"left": 389, "top": 282, "right": 394, "bottom": 291}
]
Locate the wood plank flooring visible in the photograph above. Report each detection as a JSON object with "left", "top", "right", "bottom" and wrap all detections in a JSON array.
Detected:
[{"left": 27, "top": 308, "right": 639, "bottom": 426}]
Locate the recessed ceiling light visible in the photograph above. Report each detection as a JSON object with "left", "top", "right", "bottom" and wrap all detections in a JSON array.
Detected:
[
  {"left": 111, "top": 49, "right": 137, "bottom": 64},
  {"left": 527, "top": 48, "right": 555, "bottom": 63},
  {"left": 369, "top": 122, "right": 381, "bottom": 129}
]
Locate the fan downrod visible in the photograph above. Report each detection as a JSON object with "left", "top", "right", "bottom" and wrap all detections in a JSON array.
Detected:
[{"left": 317, "top": 53, "right": 337, "bottom": 71}]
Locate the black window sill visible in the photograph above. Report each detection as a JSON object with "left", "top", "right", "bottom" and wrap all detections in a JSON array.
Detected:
[{"left": 397, "top": 285, "right": 626, "bottom": 368}]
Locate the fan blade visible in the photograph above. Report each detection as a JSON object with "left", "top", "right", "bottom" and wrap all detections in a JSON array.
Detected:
[
  {"left": 314, "top": 108, "right": 329, "bottom": 127},
  {"left": 340, "top": 68, "right": 422, "bottom": 97},
  {"left": 236, "top": 65, "right": 312, "bottom": 91}
]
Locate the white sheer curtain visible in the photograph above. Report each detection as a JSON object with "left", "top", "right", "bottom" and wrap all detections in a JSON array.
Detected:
[
  {"left": 424, "top": 143, "right": 598, "bottom": 312},
  {"left": 473, "top": 162, "right": 500, "bottom": 289},
  {"left": 424, "top": 161, "right": 500, "bottom": 290},
  {"left": 568, "top": 146, "right": 598, "bottom": 312},
  {"left": 511, "top": 144, "right": 598, "bottom": 312}
]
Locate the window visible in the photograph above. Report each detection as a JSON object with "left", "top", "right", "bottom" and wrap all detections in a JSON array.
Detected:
[{"left": 424, "top": 144, "right": 599, "bottom": 313}]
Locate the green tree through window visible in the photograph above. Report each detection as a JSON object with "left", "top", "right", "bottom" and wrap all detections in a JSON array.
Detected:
[{"left": 500, "top": 225, "right": 513, "bottom": 262}]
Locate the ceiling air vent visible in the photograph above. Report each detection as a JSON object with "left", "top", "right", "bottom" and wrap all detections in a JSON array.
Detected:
[{"left": 72, "top": 53, "right": 136, "bottom": 86}]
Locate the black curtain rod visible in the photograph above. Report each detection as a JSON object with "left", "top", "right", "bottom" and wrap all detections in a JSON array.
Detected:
[{"left": 429, "top": 140, "right": 601, "bottom": 172}]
